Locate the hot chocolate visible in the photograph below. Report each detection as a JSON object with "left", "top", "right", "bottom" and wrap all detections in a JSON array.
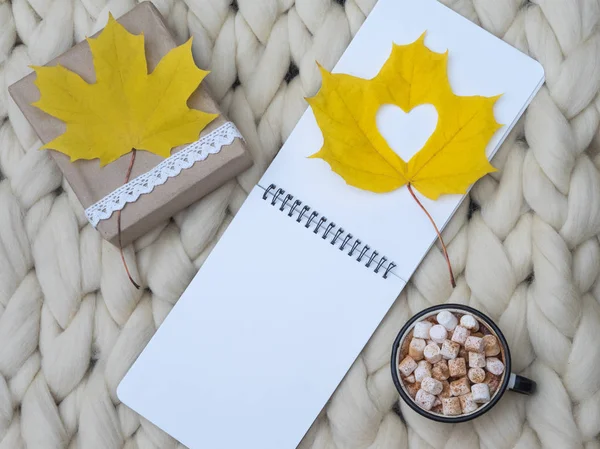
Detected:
[{"left": 396, "top": 309, "right": 505, "bottom": 416}]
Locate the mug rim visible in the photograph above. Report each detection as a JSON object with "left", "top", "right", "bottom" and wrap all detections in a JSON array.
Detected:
[{"left": 390, "top": 303, "right": 512, "bottom": 423}]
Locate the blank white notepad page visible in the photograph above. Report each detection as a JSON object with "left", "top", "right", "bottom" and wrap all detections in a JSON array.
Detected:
[
  {"left": 118, "top": 187, "right": 406, "bottom": 449},
  {"left": 260, "top": 0, "right": 544, "bottom": 281}
]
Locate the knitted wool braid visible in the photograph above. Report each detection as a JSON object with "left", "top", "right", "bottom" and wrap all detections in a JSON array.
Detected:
[{"left": 1, "top": 0, "right": 600, "bottom": 448}]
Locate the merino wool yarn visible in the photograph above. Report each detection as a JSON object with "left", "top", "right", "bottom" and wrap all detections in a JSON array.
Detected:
[{"left": 1, "top": 0, "right": 600, "bottom": 448}]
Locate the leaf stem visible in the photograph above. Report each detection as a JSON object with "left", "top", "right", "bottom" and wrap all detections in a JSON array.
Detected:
[
  {"left": 117, "top": 149, "right": 140, "bottom": 289},
  {"left": 407, "top": 183, "right": 456, "bottom": 288}
]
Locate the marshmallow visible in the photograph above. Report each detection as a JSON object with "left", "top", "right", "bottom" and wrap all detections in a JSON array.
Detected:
[
  {"left": 409, "top": 338, "right": 426, "bottom": 361},
  {"left": 484, "top": 372, "right": 500, "bottom": 395},
  {"left": 460, "top": 314, "right": 479, "bottom": 331},
  {"left": 421, "top": 377, "right": 443, "bottom": 395},
  {"left": 469, "top": 351, "right": 486, "bottom": 368},
  {"left": 424, "top": 343, "right": 442, "bottom": 363},
  {"left": 414, "top": 360, "right": 432, "bottom": 382},
  {"left": 439, "top": 380, "right": 452, "bottom": 398},
  {"left": 471, "top": 383, "right": 491, "bottom": 403},
  {"left": 450, "top": 377, "right": 471, "bottom": 397},
  {"left": 413, "top": 321, "right": 433, "bottom": 339},
  {"left": 432, "top": 360, "right": 450, "bottom": 381},
  {"left": 468, "top": 368, "right": 486, "bottom": 384},
  {"left": 465, "top": 336, "right": 485, "bottom": 353},
  {"left": 451, "top": 325, "right": 470, "bottom": 345},
  {"left": 405, "top": 375, "right": 415, "bottom": 383},
  {"left": 483, "top": 335, "right": 501, "bottom": 357},
  {"left": 448, "top": 357, "right": 467, "bottom": 377},
  {"left": 441, "top": 340, "right": 460, "bottom": 360},
  {"left": 486, "top": 357, "right": 505, "bottom": 375},
  {"left": 429, "top": 324, "right": 448, "bottom": 344},
  {"left": 437, "top": 310, "right": 458, "bottom": 331},
  {"left": 398, "top": 356, "right": 418, "bottom": 377},
  {"left": 459, "top": 393, "right": 479, "bottom": 414},
  {"left": 426, "top": 340, "right": 438, "bottom": 347},
  {"left": 442, "top": 397, "right": 462, "bottom": 416},
  {"left": 415, "top": 389, "right": 437, "bottom": 411}
]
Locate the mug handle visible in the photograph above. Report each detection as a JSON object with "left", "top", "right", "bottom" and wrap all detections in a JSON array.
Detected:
[{"left": 508, "top": 373, "right": 536, "bottom": 395}]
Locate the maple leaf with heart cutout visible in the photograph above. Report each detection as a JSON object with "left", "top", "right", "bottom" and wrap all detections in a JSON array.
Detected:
[
  {"left": 307, "top": 34, "right": 502, "bottom": 287},
  {"left": 32, "top": 13, "right": 217, "bottom": 166}
]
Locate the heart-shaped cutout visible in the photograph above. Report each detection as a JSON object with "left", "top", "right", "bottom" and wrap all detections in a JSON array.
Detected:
[{"left": 376, "top": 104, "right": 438, "bottom": 161}]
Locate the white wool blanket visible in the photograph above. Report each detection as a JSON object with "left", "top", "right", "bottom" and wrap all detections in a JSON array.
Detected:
[{"left": 1, "top": 0, "right": 600, "bottom": 448}]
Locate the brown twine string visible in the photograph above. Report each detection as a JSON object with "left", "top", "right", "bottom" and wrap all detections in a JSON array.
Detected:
[
  {"left": 117, "top": 149, "right": 140, "bottom": 289},
  {"left": 407, "top": 183, "right": 456, "bottom": 288}
]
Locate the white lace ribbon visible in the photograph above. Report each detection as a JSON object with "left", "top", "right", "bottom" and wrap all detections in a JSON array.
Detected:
[{"left": 85, "top": 121, "right": 243, "bottom": 227}]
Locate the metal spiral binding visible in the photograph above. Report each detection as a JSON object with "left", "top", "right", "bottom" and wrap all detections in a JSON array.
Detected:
[{"left": 262, "top": 184, "right": 397, "bottom": 279}]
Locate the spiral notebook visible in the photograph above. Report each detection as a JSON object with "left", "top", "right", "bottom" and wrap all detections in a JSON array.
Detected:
[{"left": 117, "top": 0, "right": 544, "bottom": 448}]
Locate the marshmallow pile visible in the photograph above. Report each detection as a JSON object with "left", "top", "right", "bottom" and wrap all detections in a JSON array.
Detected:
[{"left": 397, "top": 310, "right": 505, "bottom": 416}]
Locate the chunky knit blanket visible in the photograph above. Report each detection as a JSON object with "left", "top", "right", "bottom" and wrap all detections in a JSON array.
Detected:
[{"left": 2, "top": 0, "right": 600, "bottom": 448}]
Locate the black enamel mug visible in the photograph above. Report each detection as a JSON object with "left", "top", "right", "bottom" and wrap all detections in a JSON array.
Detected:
[{"left": 391, "top": 303, "right": 535, "bottom": 423}]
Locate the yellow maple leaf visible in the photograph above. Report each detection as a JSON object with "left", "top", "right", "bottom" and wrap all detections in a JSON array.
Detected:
[
  {"left": 308, "top": 33, "right": 501, "bottom": 200},
  {"left": 32, "top": 14, "right": 217, "bottom": 166}
]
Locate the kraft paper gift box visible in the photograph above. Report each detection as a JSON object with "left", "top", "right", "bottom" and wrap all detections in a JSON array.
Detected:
[{"left": 8, "top": 2, "right": 252, "bottom": 247}]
